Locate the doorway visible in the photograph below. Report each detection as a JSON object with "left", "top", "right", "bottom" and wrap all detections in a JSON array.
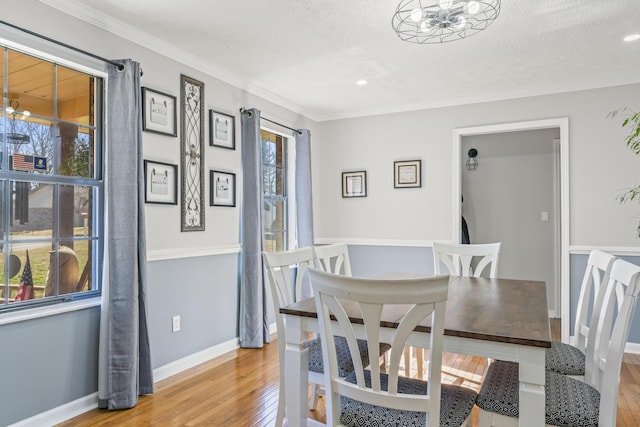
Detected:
[{"left": 452, "top": 118, "right": 571, "bottom": 340}]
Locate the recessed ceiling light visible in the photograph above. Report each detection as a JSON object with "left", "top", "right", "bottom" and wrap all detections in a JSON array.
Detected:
[
  {"left": 356, "top": 80, "right": 367, "bottom": 86},
  {"left": 624, "top": 34, "right": 640, "bottom": 42}
]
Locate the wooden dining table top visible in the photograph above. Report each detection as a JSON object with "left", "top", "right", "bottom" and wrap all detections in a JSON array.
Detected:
[{"left": 280, "top": 275, "right": 552, "bottom": 348}]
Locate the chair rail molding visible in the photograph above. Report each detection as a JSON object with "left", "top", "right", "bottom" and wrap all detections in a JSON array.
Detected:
[{"left": 147, "top": 244, "right": 241, "bottom": 262}]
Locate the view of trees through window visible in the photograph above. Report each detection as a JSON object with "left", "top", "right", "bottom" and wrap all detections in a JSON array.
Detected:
[
  {"left": 261, "top": 129, "right": 287, "bottom": 252},
  {"left": 0, "top": 47, "right": 103, "bottom": 308}
]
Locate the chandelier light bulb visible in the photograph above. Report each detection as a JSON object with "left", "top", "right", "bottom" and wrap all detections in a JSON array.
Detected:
[
  {"left": 454, "top": 15, "right": 467, "bottom": 28},
  {"left": 420, "top": 21, "right": 430, "bottom": 32},
  {"left": 410, "top": 8, "right": 423, "bottom": 22},
  {"left": 6, "top": 106, "right": 14, "bottom": 114},
  {"left": 466, "top": 1, "right": 480, "bottom": 14},
  {"left": 439, "top": 0, "right": 453, "bottom": 10}
]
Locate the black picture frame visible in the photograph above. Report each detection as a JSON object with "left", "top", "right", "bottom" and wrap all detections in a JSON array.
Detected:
[
  {"left": 142, "top": 87, "right": 177, "bottom": 136},
  {"left": 394, "top": 159, "right": 422, "bottom": 188},
  {"left": 144, "top": 160, "right": 178, "bottom": 204},
  {"left": 342, "top": 170, "right": 367, "bottom": 198},
  {"left": 209, "top": 110, "right": 236, "bottom": 150},
  {"left": 210, "top": 170, "right": 236, "bottom": 207}
]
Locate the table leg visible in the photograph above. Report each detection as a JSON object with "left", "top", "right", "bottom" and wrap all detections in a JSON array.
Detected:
[
  {"left": 518, "top": 346, "right": 546, "bottom": 427},
  {"left": 284, "top": 315, "right": 310, "bottom": 427}
]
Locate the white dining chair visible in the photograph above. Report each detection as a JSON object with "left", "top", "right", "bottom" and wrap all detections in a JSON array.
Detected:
[
  {"left": 263, "top": 247, "right": 386, "bottom": 427},
  {"left": 545, "top": 249, "right": 616, "bottom": 379},
  {"left": 411, "top": 241, "right": 501, "bottom": 378},
  {"left": 432, "top": 241, "right": 501, "bottom": 278},
  {"left": 308, "top": 268, "right": 478, "bottom": 427},
  {"left": 476, "top": 258, "right": 640, "bottom": 427},
  {"left": 313, "top": 243, "right": 391, "bottom": 373},
  {"left": 313, "top": 243, "right": 353, "bottom": 276},
  {"left": 263, "top": 247, "right": 320, "bottom": 427}
]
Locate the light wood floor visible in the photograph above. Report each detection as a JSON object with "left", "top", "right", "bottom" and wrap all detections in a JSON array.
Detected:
[{"left": 58, "top": 319, "right": 640, "bottom": 426}]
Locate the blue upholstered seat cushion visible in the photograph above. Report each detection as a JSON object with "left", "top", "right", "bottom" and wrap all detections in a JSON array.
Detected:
[
  {"left": 337, "top": 369, "right": 477, "bottom": 427},
  {"left": 476, "top": 360, "right": 600, "bottom": 427},
  {"left": 305, "top": 337, "right": 392, "bottom": 377},
  {"left": 545, "top": 341, "right": 586, "bottom": 376}
]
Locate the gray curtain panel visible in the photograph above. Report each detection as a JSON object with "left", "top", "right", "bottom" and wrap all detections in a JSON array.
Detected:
[
  {"left": 239, "top": 108, "right": 269, "bottom": 348},
  {"left": 98, "top": 59, "right": 154, "bottom": 409},
  {"left": 295, "top": 129, "right": 315, "bottom": 298}
]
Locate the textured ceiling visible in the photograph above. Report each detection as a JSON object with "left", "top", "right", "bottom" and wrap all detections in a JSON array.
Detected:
[{"left": 41, "top": 0, "right": 640, "bottom": 121}]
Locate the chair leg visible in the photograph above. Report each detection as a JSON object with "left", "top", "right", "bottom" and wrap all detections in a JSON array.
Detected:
[
  {"left": 403, "top": 346, "right": 411, "bottom": 377},
  {"left": 415, "top": 348, "right": 424, "bottom": 378},
  {"left": 309, "top": 383, "right": 323, "bottom": 410},
  {"left": 276, "top": 380, "right": 286, "bottom": 427},
  {"left": 380, "top": 353, "right": 388, "bottom": 373}
]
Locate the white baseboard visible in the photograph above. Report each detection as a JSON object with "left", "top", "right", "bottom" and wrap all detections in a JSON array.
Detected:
[
  {"left": 625, "top": 341, "right": 640, "bottom": 354},
  {"left": 153, "top": 337, "right": 240, "bottom": 382},
  {"left": 8, "top": 393, "right": 98, "bottom": 427}
]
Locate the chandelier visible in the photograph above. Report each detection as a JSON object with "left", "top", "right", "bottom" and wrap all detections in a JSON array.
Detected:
[
  {"left": 5, "top": 100, "right": 31, "bottom": 145},
  {"left": 392, "top": 0, "right": 501, "bottom": 44}
]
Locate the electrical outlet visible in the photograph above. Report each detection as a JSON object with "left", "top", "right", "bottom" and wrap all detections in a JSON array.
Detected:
[{"left": 172, "top": 315, "right": 181, "bottom": 332}]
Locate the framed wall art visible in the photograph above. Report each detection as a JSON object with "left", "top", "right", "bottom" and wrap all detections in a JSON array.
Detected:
[
  {"left": 394, "top": 159, "right": 422, "bottom": 188},
  {"left": 209, "top": 110, "right": 236, "bottom": 149},
  {"left": 142, "top": 87, "right": 177, "bottom": 136},
  {"left": 144, "top": 160, "right": 177, "bottom": 204},
  {"left": 180, "top": 74, "right": 205, "bottom": 231},
  {"left": 342, "top": 170, "right": 367, "bottom": 198},
  {"left": 210, "top": 170, "right": 236, "bottom": 207}
]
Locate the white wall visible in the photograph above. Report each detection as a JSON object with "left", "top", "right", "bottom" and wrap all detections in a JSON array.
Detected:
[{"left": 314, "top": 85, "right": 640, "bottom": 249}]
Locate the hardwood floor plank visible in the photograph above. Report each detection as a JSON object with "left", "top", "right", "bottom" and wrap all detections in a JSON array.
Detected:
[{"left": 57, "top": 321, "right": 640, "bottom": 426}]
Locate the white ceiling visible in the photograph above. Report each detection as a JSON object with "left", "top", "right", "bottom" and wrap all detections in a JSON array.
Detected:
[{"left": 42, "top": 0, "right": 640, "bottom": 121}]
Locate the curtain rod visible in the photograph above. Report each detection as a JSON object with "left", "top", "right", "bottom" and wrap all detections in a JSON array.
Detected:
[
  {"left": 240, "top": 107, "right": 302, "bottom": 135},
  {"left": 0, "top": 20, "right": 126, "bottom": 72}
]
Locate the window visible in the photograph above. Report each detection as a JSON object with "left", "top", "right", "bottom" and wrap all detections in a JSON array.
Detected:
[
  {"left": 0, "top": 46, "right": 104, "bottom": 310},
  {"left": 261, "top": 129, "right": 288, "bottom": 252}
]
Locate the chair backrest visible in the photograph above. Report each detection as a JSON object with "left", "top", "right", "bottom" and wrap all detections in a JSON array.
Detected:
[
  {"left": 432, "top": 241, "right": 501, "bottom": 278},
  {"left": 309, "top": 268, "right": 450, "bottom": 427},
  {"left": 262, "top": 247, "right": 315, "bottom": 352},
  {"left": 573, "top": 250, "right": 616, "bottom": 352},
  {"left": 313, "top": 243, "right": 352, "bottom": 276},
  {"left": 586, "top": 259, "right": 640, "bottom": 427}
]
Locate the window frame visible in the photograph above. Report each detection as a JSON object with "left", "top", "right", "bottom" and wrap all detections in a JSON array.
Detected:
[
  {"left": 261, "top": 127, "right": 295, "bottom": 253},
  {"left": 0, "top": 34, "right": 107, "bottom": 317}
]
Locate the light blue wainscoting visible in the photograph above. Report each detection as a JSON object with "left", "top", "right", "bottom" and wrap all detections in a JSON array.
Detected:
[
  {"left": 348, "top": 245, "right": 435, "bottom": 278},
  {"left": 147, "top": 251, "right": 240, "bottom": 368},
  {"left": 0, "top": 306, "right": 100, "bottom": 426},
  {"left": 569, "top": 253, "right": 640, "bottom": 345}
]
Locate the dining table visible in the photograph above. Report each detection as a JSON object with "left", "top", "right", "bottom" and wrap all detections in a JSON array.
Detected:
[{"left": 280, "top": 274, "right": 551, "bottom": 427}]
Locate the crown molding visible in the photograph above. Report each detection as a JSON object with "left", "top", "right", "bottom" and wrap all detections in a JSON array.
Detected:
[{"left": 37, "top": 0, "right": 319, "bottom": 121}]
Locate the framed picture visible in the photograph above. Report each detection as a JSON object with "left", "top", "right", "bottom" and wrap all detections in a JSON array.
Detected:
[
  {"left": 209, "top": 110, "right": 236, "bottom": 149},
  {"left": 342, "top": 170, "right": 367, "bottom": 198},
  {"left": 142, "top": 87, "right": 177, "bottom": 136},
  {"left": 144, "top": 160, "right": 178, "bottom": 204},
  {"left": 210, "top": 170, "right": 236, "bottom": 207},
  {"left": 180, "top": 74, "right": 205, "bottom": 231},
  {"left": 394, "top": 159, "right": 422, "bottom": 188}
]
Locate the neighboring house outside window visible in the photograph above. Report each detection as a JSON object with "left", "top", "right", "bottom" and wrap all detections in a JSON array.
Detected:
[
  {"left": 261, "top": 129, "right": 288, "bottom": 252},
  {"left": 0, "top": 46, "right": 103, "bottom": 310}
]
